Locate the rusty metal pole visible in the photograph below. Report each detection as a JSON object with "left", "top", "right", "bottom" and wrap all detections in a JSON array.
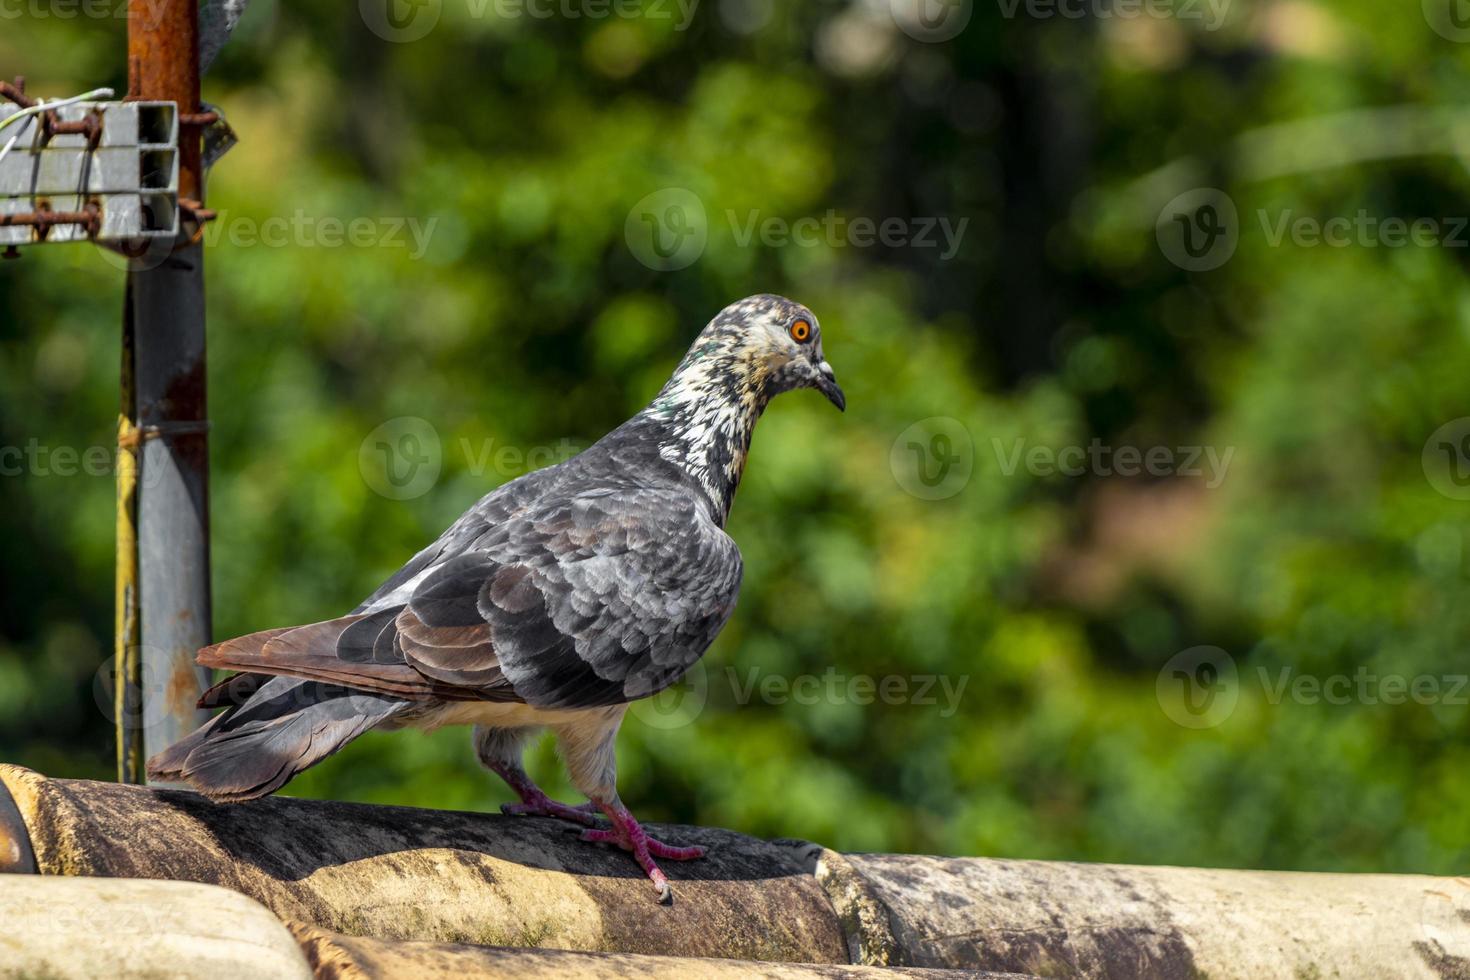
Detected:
[{"left": 116, "top": 0, "right": 211, "bottom": 783}]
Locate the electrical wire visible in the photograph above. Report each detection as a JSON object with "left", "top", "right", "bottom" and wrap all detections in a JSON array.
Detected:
[{"left": 0, "top": 87, "right": 115, "bottom": 172}]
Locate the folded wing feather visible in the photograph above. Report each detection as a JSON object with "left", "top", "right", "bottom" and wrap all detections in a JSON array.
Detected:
[{"left": 194, "top": 488, "right": 741, "bottom": 711}]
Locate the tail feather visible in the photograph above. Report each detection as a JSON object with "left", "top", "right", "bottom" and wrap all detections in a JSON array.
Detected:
[
  {"left": 197, "top": 615, "right": 476, "bottom": 702},
  {"left": 146, "top": 708, "right": 229, "bottom": 782},
  {"left": 148, "top": 611, "right": 471, "bottom": 801},
  {"left": 147, "top": 676, "right": 411, "bottom": 802}
]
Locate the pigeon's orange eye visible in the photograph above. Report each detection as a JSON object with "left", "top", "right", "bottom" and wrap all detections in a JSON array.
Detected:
[{"left": 790, "top": 319, "right": 812, "bottom": 343}]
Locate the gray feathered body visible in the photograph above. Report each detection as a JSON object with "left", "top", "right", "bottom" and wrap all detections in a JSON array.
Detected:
[
  {"left": 148, "top": 294, "right": 839, "bottom": 803},
  {"left": 353, "top": 409, "right": 746, "bottom": 709}
]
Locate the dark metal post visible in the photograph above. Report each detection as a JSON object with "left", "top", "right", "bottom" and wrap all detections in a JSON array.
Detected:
[{"left": 116, "top": 0, "right": 211, "bottom": 783}]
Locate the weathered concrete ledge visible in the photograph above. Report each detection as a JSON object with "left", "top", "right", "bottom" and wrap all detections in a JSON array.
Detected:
[
  {"left": 289, "top": 923, "right": 1021, "bottom": 978},
  {"left": 0, "top": 875, "right": 313, "bottom": 979},
  {"left": 4, "top": 764, "right": 1470, "bottom": 979},
  {"left": 0, "top": 873, "right": 1019, "bottom": 980},
  {"left": 842, "top": 851, "right": 1470, "bottom": 978},
  {"left": 0, "top": 764, "right": 847, "bottom": 964}
]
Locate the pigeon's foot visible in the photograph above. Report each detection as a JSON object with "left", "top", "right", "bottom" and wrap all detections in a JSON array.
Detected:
[
  {"left": 490, "top": 761, "right": 601, "bottom": 827},
  {"left": 581, "top": 802, "right": 707, "bottom": 904},
  {"left": 502, "top": 795, "right": 601, "bottom": 827}
]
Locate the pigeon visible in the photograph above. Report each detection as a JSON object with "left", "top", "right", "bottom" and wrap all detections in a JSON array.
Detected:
[{"left": 148, "top": 294, "right": 844, "bottom": 903}]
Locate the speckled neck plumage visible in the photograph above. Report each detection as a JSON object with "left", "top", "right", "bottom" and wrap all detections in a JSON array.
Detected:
[{"left": 640, "top": 329, "right": 777, "bottom": 525}]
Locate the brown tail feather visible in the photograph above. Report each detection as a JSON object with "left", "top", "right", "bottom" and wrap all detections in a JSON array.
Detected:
[
  {"left": 196, "top": 615, "right": 479, "bottom": 702},
  {"left": 198, "top": 626, "right": 293, "bottom": 664}
]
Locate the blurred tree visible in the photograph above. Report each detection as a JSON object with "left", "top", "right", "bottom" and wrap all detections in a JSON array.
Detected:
[{"left": 1, "top": 0, "right": 1468, "bottom": 874}]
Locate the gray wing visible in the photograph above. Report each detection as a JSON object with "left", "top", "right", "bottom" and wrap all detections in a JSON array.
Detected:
[
  {"left": 396, "top": 486, "right": 742, "bottom": 708},
  {"left": 355, "top": 463, "right": 568, "bottom": 614}
]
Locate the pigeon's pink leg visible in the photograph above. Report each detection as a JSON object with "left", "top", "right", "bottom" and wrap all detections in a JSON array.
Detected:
[
  {"left": 488, "top": 761, "right": 601, "bottom": 827},
  {"left": 580, "top": 800, "right": 707, "bottom": 904}
]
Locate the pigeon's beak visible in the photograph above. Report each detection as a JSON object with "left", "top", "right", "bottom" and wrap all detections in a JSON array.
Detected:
[{"left": 813, "top": 360, "right": 846, "bottom": 412}]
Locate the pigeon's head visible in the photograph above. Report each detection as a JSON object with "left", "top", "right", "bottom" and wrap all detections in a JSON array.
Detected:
[
  {"left": 682, "top": 294, "right": 845, "bottom": 412},
  {"left": 649, "top": 294, "right": 844, "bottom": 520}
]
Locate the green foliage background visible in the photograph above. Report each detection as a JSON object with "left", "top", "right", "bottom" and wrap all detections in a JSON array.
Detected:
[{"left": 3, "top": 0, "right": 1469, "bottom": 873}]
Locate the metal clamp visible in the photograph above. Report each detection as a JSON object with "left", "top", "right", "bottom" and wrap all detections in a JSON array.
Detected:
[{"left": 117, "top": 419, "right": 212, "bottom": 452}]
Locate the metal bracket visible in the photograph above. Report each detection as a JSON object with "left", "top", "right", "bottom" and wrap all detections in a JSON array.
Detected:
[{"left": 1, "top": 99, "right": 182, "bottom": 247}]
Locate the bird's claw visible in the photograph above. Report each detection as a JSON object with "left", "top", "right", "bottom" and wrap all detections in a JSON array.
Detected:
[
  {"left": 578, "top": 820, "right": 707, "bottom": 904},
  {"left": 493, "top": 765, "right": 705, "bottom": 904}
]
